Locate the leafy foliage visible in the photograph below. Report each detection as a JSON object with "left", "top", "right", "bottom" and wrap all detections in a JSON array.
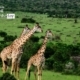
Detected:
[
  {"left": 0, "top": 0, "right": 80, "bottom": 17},
  {"left": 0, "top": 31, "right": 17, "bottom": 52},
  {"left": 21, "top": 17, "right": 36, "bottom": 23},
  {"left": 0, "top": 73, "right": 16, "bottom": 80},
  {"left": 0, "top": 31, "right": 7, "bottom": 37},
  {"left": 4, "top": 35, "right": 17, "bottom": 42}
]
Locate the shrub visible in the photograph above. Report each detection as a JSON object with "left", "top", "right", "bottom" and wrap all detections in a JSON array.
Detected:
[
  {"left": 0, "top": 73, "right": 16, "bottom": 80},
  {"left": 30, "top": 36, "right": 39, "bottom": 42},
  {"left": 4, "top": 35, "right": 17, "bottom": 42},
  {"left": 76, "top": 64, "right": 80, "bottom": 75},
  {"left": 0, "top": 31, "right": 7, "bottom": 37},
  {"left": 65, "top": 62, "right": 74, "bottom": 70},
  {"left": 21, "top": 17, "right": 36, "bottom": 23},
  {"left": 53, "top": 61, "right": 64, "bottom": 72},
  {"left": 63, "top": 62, "right": 75, "bottom": 75},
  {"left": 46, "top": 56, "right": 54, "bottom": 70}
]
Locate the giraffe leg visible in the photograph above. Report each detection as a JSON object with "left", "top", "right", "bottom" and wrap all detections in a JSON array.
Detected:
[
  {"left": 34, "top": 67, "right": 37, "bottom": 80},
  {"left": 16, "top": 55, "right": 22, "bottom": 80},
  {"left": 39, "top": 67, "right": 42, "bottom": 80},
  {"left": 16, "top": 62, "right": 20, "bottom": 80},
  {"left": 2, "top": 61, "right": 7, "bottom": 73},
  {"left": 12, "top": 59, "right": 19, "bottom": 80},
  {"left": 11, "top": 59, "right": 19, "bottom": 80},
  {"left": 25, "top": 64, "right": 31, "bottom": 80},
  {"left": 37, "top": 66, "right": 42, "bottom": 80},
  {"left": 14, "top": 61, "right": 17, "bottom": 78},
  {"left": 11, "top": 62, "right": 14, "bottom": 75},
  {"left": 11, "top": 58, "right": 16, "bottom": 75}
]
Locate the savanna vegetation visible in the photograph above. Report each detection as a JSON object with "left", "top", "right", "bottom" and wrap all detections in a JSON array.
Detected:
[
  {"left": 0, "top": 12, "right": 80, "bottom": 76},
  {"left": 0, "top": 0, "right": 80, "bottom": 80},
  {"left": 0, "top": 68, "right": 80, "bottom": 80},
  {"left": 0, "top": 0, "right": 80, "bottom": 18}
]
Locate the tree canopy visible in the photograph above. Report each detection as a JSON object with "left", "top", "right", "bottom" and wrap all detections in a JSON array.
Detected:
[{"left": 0, "top": 0, "right": 80, "bottom": 17}]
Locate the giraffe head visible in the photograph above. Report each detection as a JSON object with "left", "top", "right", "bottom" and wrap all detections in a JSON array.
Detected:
[
  {"left": 45, "top": 29, "right": 53, "bottom": 39},
  {"left": 33, "top": 22, "right": 43, "bottom": 33},
  {"left": 21, "top": 24, "right": 30, "bottom": 36}
]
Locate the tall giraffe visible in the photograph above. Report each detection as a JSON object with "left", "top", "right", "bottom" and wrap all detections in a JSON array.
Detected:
[
  {"left": 25, "top": 29, "right": 53, "bottom": 80},
  {"left": 0, "top": 23, "right": 42, "bottom": 79},
  {"left": 10, "top": 25, "right": 31, "bottom": 79},
  {"left": 0, "top": 25, "right": 30, "bottom": 73},
  {"left": 11, "top": 23, "right": 42, "bottom": 80}
]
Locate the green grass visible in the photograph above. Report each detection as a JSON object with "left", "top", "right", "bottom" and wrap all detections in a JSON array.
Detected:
[
  {"left": 0, "top": 68, "right": 80, "bottom": 80},
  {"left": 0, "top": 12, "right": 80, "bottom": 80},
  {"left": 0, "top": 11, "right": 80, "bottom": 44}
]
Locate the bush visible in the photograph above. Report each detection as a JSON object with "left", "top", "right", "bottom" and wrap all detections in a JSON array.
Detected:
[
  {"left": 63, "top": 62, "right": 75, "bottom": 75},
  {"left": 65, "top": 62, "right": 74, "bottom": 70},
  {"left": 30, "top": 36, "right": 39, "bottom": 42},
  {"left": 0, "top": 31, "right": 7, "bottom": 37},
  {"left": 21, "top": 17, "right": 36, "bottom": 23},
  {"left": 4, "top": 35, "right": 17, "bottom": 42},
  {"left": 46, "top": 56, "right": 54, "bottom": 70},
  {"left": 0, "top": 73, "right": 16, "bottom": 80},
  {"left": 53, "top": 61, "right": 64, "bottom": 72},
  {"left": 76, "top": 64, "right": 80, "bottom": 75},
  {"left": 63, "top": 69, "right": 74, "bottom": 75}
]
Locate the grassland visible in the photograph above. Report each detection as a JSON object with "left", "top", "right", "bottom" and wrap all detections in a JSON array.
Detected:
[
  {"left": 0, "top": 11, "right": 80, "bottom": 44},
  {"left": 0, "top": 12, "right": 80, "bottom": 80},
  {"left": 0, "top": 67, "right": 80, "bottom": 80}
]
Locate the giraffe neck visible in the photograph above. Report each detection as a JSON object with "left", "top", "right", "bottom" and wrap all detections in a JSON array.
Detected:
[
  {"left": 11, "top": 27, "right": 28, "bottom": 44},
  {"left": 13, "top": 27, "right": 37, "bottom": 48},
  {"left": 37, "top": 36, "right": 48, "bottom": 54},
  {"left": 20, "top": 27, "right": 30, "bottom": 37}
]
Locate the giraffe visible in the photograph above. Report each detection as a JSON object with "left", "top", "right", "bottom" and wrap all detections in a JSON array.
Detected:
[
  {"left": 10, "top": 25, "right": 31, "bottom": 78},
  {"left": 11, "top": 23, "right": 42, "bottom": 80},
  {"left": 0, "top": 25, "right": 30, "bottom": 73},
  {"left": 25, "top": 29, "right": 53, "bottom": 80}
]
